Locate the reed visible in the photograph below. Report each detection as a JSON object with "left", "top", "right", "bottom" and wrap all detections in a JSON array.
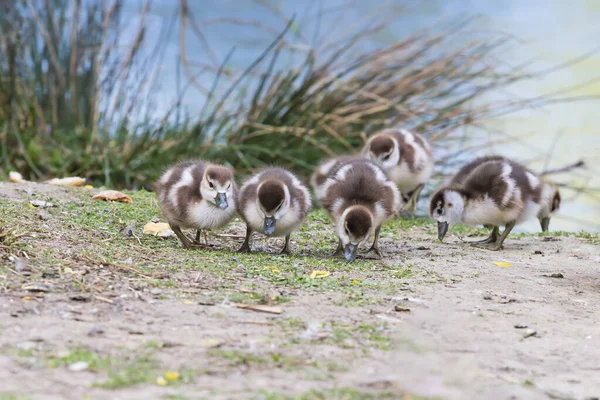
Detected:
[{"left": 0, "top": 1, "right": 595, "bottom": 190}]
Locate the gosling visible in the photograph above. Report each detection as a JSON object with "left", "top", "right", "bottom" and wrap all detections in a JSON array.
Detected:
[
  {"left": 237, "top": 168, "right": 311, "bottom": 254},
  {"left": 156, "top": 160, "right": 237, "bottom": 249},
  {"left": 430, "top": 157, "right": 551, "bottom": 251},
  {"left": 451, "top": 155, "right": 561, "bottom": 232},
  {"left": 362, "top": 128, "right": 433, "bottom": 213},
  {"left": 313, "top": 157, "right": 402, "bottom": 262}
]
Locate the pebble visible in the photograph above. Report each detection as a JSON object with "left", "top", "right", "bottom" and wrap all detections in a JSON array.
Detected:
[
  {"left": 68, "top": 361, "right": 89, "bottom": 372},
  {"left": 523, "top": 329, "right": 537, "bottom": 339},
  {"left": 17, "top": 341, "right": 37, "bottom": 351},
  {"left": 394, "top": 305, "right": 411, "bottom": 312},
  {"left": 150, "top": 288, "right": 162, "bottom": 296},
  {"left": 87, "top": 326, "right": 105, "bottom": 337},
  {"left": 30, "top": 200, "right": 54, "bottom": 208},
  {"left": 38, "top": 210, "right": 52, "bottom": 220},
  {"left": 514, "top": 323, "right": 528, "bottom": 329}
]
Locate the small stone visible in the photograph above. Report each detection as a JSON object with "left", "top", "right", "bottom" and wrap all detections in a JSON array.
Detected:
[
  {"left": 30, "top": 200, "right": 54, "bottom": 208},
  {"left": 68, "top": 361, "right": 89, "bottom": 372},
  {"left": 543, "top": 273, "right": 564, "bottom": 279},
  {"left": 523, "top": 329, "right": 537, "bottom": 339},
  {"left": 514, "top": 323, "right": 528, "bottom": 329},
  {"left": 87, "top": 326, "right": 105, "bottom": 337},
  {"left": 416, "top": 246, "right": 430, "bottom": 250},
  {"left": 122, "top": 222, "right": 136, "bottom": 237},
  {"left": 15, "top": 258, "right": 31, "bottom": 274},
  {"left": 150, "top": 288, "right": 162, "bottom": 296},
  {"left": 483, "top": 295, "right": 493, "bottom": 300},
  {"left": 533, "top": 250, "right": 543, "bottom": 255},
  {"left": 38, "top": 210, "right": 52, "bottom": 220},
  {"left": 394, "top": 305, "right": 411, "bottom": 312},
  {"left": 198, "top": 297, "right": 216, "bottom": 306},
  {"left": 17, "top": 341, "right": 37, "bottom": 351},
  {"left": 69, "top": 294, "right": 91, "bottom": 302}
]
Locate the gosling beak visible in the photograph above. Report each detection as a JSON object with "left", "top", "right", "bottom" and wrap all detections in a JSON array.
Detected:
[
  {"left": 344, "top": 243, "right": 358, "bottom": 262},
  {"left": 215, "top": 192, "right": 228, "bottom": 209},
  {"left": 540, "top": 217, "right": 550, "bottom": 232},
  {"left": 437, "top": 221, "right": 449, "bottom": 242},
  {"left": 264, "top": 216, "right": 276, "bottom": 235}
]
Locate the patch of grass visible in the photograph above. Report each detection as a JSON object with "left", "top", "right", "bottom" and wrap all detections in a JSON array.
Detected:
[
  {"left": 228, "top": 291, "right": 291, "bottom": 305},
  {"left": 356, "top": 323, "right": 393, "bottom": 351},
  {"left": 277, "top": 317, "right": 308, "bottom": 332},
  {"left": 47, "top": 348, "right": 111, "bottom": 371},
  {"left": 210, "top": 350, "right": 267, "bottom": 368},
  {"left": 95, "top": 353, "right": 159, "bottom": 389},
  {"left": 164, "top": 395, "right": 190, "bottom": 400},
  {"left": 255, "top": 387, "right": 405, "bottom": 400},
  {"left": 0, "top": 394, "right": 31, "bottom": 400}
]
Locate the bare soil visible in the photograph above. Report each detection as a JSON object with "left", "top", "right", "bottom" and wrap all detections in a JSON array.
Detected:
[{"left": 0, "top": 182, "right": 599, "bottom": 400}]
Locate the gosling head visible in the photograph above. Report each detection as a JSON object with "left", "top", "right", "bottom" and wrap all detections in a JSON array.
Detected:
[
  {"left": 429, "top": 188, "right": 466, "bottom": 242},
  {"left": 257, "top": 179, "right": 290, "bottom": 236},
  {"left": 337, "top": 205, "right": 373, "bottom": 262},
  {"left": 363, "top": 134, "right": 400, "bottom": 170},
  {"left": 538, "top": 183, "right": 561, "bottom": 232},
  {"left": 201, "top": 165, "right": 234, "bottom": 209}
]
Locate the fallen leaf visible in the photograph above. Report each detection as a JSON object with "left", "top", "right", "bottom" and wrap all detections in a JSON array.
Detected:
[
  {"left": 156, "top": 376, "right": 168, "bottom": 386},
  {"left": 165, "top": 371, "right": 180, "bottom": 381},
  {"left": 92, "top": 190, "right": 132, "bottom": 203},
  {"left": 183, "top": 300, "right": 194, "bottom": 305},
  {"left": 231, "top": 303, "right": 282, "bottom": 314},
  {"left": 310, "top": 270, "right": 330, "bottom": 279},
  {"left": 84, "top": 185, "right": 94, "bottom": 189},
  {"left": 493, "top": 261, "right": 512, "bottom": 268},
  {"left": 22, "top": 296, "right": 33, "bottom": 301},
  {"left": 143, "top": 222, "right": 174, "bottom": 238},
  {"left": 8, "top": 171, "right": 27, "bottom": 183},
  {"left": 46, "top": 177, "right": 86, "bottom": 186}
]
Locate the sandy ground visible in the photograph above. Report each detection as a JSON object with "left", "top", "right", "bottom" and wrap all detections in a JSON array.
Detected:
[{"left": 0, "top": 182, "right": 599, "bottom": 400}]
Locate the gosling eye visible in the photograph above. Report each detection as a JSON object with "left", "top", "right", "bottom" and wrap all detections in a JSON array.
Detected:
[
  {"left": 383, "top": 154, "right": 391, "bottom": 161},
  {"left": 448, "top": 202, "right": 453, "bottom": 208},
  {"left": 208, "top": 181, "right": 214, "bottom": 189},
  {"left": 227, "top": 183, "right": 231, "bottom": 190}
]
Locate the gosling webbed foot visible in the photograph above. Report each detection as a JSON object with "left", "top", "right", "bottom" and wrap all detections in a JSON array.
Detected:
[{"left": 363, "top": 246, "right": 383, "bottom": 259}]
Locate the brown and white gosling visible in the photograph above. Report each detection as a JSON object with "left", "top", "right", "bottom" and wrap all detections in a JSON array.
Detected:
[
  {"left": 430, "top": 157, "right": 551, "bottom": 251},
  {"left": 156, "top": 160, "right": 237, "bottom": 248},
  {"left": 237, "top": 168, "right": 311, "bottom": 254},
  {"left": 362, "top": 128, "right": 433, "bottom": 213},
  {"left": 450, "top": 155, "right": 561, "bottom": 232},
  {"left": 312, "top": 157, "right": 402, "bottom": 262}
]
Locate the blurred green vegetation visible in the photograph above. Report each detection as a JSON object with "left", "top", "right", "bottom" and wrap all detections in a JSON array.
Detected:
[{"left": 0, "top": 1, "right": 565, "bottom": 189}]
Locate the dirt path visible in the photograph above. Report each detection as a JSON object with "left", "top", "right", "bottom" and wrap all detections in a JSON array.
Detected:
[{"left": 0, "top": 183, "right": 599, "bottom": 400}]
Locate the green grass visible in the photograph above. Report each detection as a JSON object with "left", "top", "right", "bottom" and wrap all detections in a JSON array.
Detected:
[
  {"left": 255, "top": 387, "right": 437, "bottom": 400},
  {"left": 0, "top": 395, "right": 31, "bottom": 400},
  {"left": 46, "top": 348, "right": 112, "bottom": 371}
]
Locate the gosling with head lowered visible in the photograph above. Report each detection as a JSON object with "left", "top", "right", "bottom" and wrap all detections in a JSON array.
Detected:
[
  {"left": 156, "top": 160, "right": 237, "bottom": 248},
  {"left": 430, "top": 156, "right": 552, "bottom": 251},
  {"left": 312, "top": 157, "right": 403, "bottom": 262},
  {"left": 450, "top": 155, "right": 561, "bottom": 233},
  {"left": 362, "top": 128, "right": 433, "bottom": 213},
  {"left": 237, "top": 168, "right": 311, "bottom": 254}
]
